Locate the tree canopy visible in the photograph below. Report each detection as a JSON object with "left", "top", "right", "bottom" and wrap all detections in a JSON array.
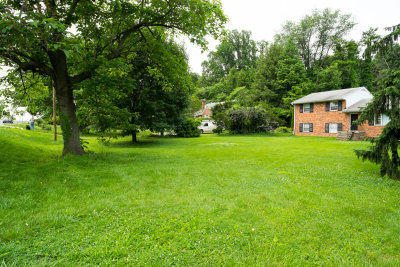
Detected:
[
  {"left": 0, "top": 0, "right": 227, "bottom": 155},
  {"left": 201, "top": 29, "right": 261, "bottom": 85},
  {"left": 277, "top": 8, "right": 355, "bottom": 71}
]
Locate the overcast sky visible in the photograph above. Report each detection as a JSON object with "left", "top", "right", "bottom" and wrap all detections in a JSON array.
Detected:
[
  {"left": 184, "top": 0, "right": 400, "bottom": 74},
  {"left": 1, "top": 0, "right": 399, "bottom": 78}
]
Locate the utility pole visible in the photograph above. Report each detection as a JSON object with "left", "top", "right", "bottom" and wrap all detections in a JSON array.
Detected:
[{"left": 53, "top": 85, "right": 57, "bottom": 141}]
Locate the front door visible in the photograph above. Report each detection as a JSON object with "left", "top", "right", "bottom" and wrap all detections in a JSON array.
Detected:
[{"left": 350, "top": 114, "right": 358, "bottom": 131}]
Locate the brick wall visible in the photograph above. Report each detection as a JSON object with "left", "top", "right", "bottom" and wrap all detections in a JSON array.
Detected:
[
  {"left": 358, "top": 123, "right": 385, "bottom": 138},
  {"left": 294, "top": 101, "right": 383, "bottom": 137},
  {"left": 202, "top": 108, "right": 212, "bottom": 117}
]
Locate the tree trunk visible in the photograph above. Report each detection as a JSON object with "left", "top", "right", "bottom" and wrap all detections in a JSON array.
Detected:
[
  {"left": 56, "top": 82, "right": 84, "bottom": 156},
  {"left": 51, "top": 50, "right": 84, "bottom": 156},
  {"left": 132, "top": 130, "right": 137, "bottom": 143}
]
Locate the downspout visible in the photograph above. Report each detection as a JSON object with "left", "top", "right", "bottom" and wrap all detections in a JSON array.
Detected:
[{"left": 293, "top": 104, "right": 296, "bottom": 135}]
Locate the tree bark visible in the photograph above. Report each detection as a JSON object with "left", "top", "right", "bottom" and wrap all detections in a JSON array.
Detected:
[
  {"left": 56, "top": 82, "right": 84, "bottom": 156},
  {"left": 50, "top": 50, "right": 84, "bottom": 156},
  {"left": 132, "top": 130, "right": 137, "bottom": 143},
  {"left": 53, "top": 85, "right": 57, "bottom": 141}
]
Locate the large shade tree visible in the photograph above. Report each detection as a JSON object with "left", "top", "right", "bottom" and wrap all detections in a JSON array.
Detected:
[{"left": 0, "top": 0, "right": 226, "bottom": 155}]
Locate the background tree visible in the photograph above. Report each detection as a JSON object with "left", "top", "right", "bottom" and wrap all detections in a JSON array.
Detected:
[
  {"left": 0, "top": 0, "right": 227, "bottom": 155},
  {"left": 1, "top": 72, "right": 52, "bottom": 119},
  {"left": 201, "top": 29, "right": 259, "bottom": 85},
  {"left": 277, "top": 8, "right": 355, "bottom": 72},
  {"left": 250, "top": 43, "right": 283, "bottom": 105},
  {"left": 271, "top": 40, "right": 308, "bottom": 125},
  {"left": 314, "top": 63, "right": 343, "bottom": 91},
  {"left": 359, "top": 28, "right": 380, "bottom": 91},
  {"left": 331, "top": 40, "right": 360, "bottom": 88},
  {"left": 355, "top": 24, "right": 400, "bottom": 179},
  {"left": 76, "top": 36, "right": 194, "bottom": 142}
]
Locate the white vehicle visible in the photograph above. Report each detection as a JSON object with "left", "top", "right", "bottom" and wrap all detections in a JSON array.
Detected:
[{"left": 198, "top": 120, "right": 217, "bottom": 133}]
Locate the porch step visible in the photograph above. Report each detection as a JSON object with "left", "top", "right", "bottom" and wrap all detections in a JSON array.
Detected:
[
  {"left": 337, "top": 131, "right": 366, "bottom": 141},
  {"left": 337, "top": 131, "right": 353, "bottom": 141}
]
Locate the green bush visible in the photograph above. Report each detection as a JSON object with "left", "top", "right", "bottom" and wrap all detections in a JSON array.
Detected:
[
  {"left": 212, "top": 126, "right": 223, "bottom": 134},
  {"left": 35, "top": 118, "right": 44, "bottom": 126},
  {"left": 175, "top": 118, "right": 201, "bottom": 137},
  {"left": 275, "top": 126, "right": 291, "bottom": 133}
]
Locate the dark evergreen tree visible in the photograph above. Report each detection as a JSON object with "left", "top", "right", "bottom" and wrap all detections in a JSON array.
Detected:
[{"left": 355, "top": 24, "right": 400, "bottom": 179}]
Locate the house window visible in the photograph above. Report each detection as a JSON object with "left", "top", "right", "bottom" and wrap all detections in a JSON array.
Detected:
[
  {"left": 300, "top": 123, "right": 313, "bottom": 133},
  {"left": 300, "top": 103, "right": 313, "bottom": 113},
  {"left": 326, "top": 101, "right": 343, "bottom": 111},
  {"left": 330, "top": 101, "right": 338, "bottom": 111},
  {"left": 369, "top": 114, "right": 383, "bottom": 126},
  {"left": 375, "top": 115, "right": 382, "bottom": 125},
  {"left": 325, "top": 123, "right": 343, "bottom": 133},
  {"left": 329, "top": 123, "right": 338, "bottom": 133}
]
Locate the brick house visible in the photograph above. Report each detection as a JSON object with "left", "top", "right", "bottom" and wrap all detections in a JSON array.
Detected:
[
  {"left": 193, "top": 100, "right": 223, "bottom": 118},
  {"left": 291, "top": 87, "right": 389, "bottom": 138}
]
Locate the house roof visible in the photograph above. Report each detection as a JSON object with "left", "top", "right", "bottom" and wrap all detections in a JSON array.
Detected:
[
  {"left": 291, "top": 87, "right": 368, "bottom": 105},
  {"left": 204, "top": 102, "right": 223, "bottom": 109},
  {"left": 342, "top": 98, "right": 371, "bottom": 113},
  {"left": 193, "top": 102, "right": 223, "bottom": 117}
]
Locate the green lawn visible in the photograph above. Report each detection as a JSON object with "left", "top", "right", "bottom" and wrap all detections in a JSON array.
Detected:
[{"left": 0, "top": 128, "right": 399, "bottom": 265}]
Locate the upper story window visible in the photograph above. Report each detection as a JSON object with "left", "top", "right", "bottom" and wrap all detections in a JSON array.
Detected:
[
  {"left": 326, "top": 101, "right": 343, "bottom": 111},
  {"left": 330, "top": 101, "right": 338, "bottom": 111},
  {"left": 300, "top": 103, "right": 313, "bottom": 113}
]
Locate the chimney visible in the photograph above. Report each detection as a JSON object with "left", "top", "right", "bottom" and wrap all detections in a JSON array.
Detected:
[{"left": 202, "top": 99, "right": 206, "bottom": 110}]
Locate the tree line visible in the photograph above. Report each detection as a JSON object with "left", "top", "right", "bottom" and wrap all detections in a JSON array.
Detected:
[{"left": 194, "top": 9, "right": 399, "bottom": 129}]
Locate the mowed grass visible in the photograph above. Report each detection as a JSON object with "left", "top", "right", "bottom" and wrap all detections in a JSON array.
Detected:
[{"left": 0, "top": 128, "right": 399, "bottom": 266}]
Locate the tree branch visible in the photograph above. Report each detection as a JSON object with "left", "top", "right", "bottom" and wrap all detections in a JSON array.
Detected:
[
  {"left": 0, "top": 50, "right": 53, "bottom": 78},
  {"left": 65, "top": 0, "right": 81, "bottom": 25}
]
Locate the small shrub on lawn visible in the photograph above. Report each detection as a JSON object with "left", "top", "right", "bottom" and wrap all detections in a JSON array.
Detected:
[
  {"left": 212, "top": 126, "right": 224, "bottom": 134},
  {"left": 275, "top": 126, "right": 291, "bottom": 133},
  {"left": 175, "top": 118, "right": 201, "bottom": 137}
]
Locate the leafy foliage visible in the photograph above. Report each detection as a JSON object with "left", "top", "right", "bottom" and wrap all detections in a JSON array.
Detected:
[
  {"left": 277, "top": 8, "right": 356, "bottom": 70},
  {"left": 76, "top": 36, "right": 193, "bottom": 141},
  {"left": 201, "top": 30, "right": 260, "bottom": 85},
  {"left": 0, "top": 0, "right": 227, "bottom": 155},
  {"left": 354, "top": 25, "right": 400, "bottom": 179},
  {"left": 175, "top": 118, "right": 202, "bottom": 137},
  {"left": 355, "top": 68, "right": 400, "bottom": 178},
  {"left": 212, "top": 103, "right": 276, "bottom": 134}
]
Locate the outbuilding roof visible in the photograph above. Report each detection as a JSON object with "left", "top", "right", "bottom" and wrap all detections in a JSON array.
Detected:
[
  {"left": 291, "top": 87, "right": 368, "bottom": 105},
  {"left": 342, "top": 98, "right": 371, "bottom": 113}
]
